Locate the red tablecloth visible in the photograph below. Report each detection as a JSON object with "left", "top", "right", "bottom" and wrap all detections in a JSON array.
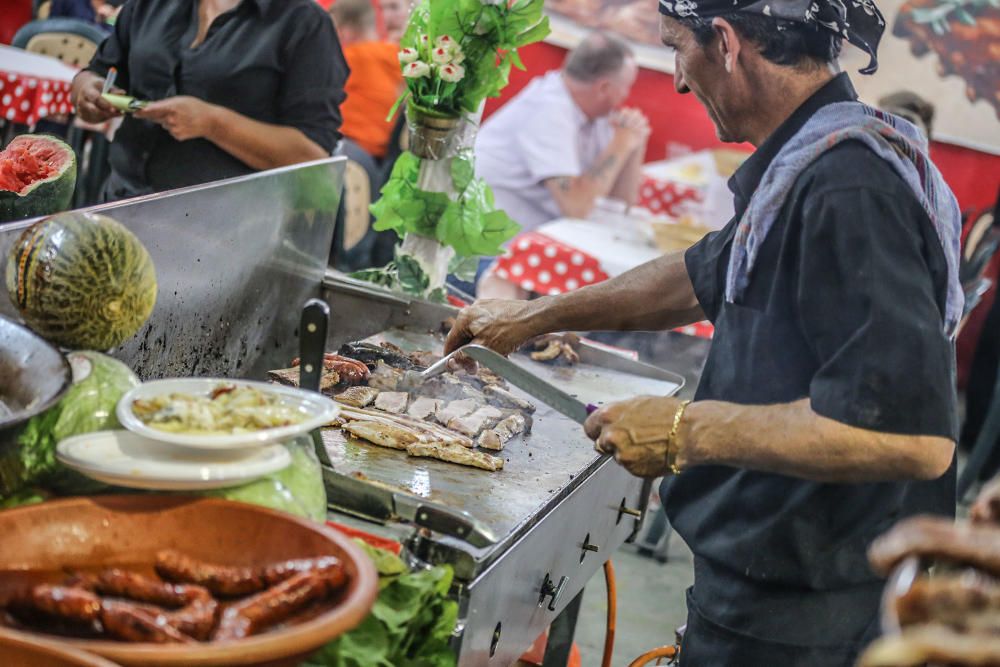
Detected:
[
  {"left": 494, "top": 231, "right": 609, "bottom": 296},
  {"left": 0, "top": 46, "right": 77, "bottom": 125},
  {"left": 637, "top": 175, "right": 704, "bottom": 217}
]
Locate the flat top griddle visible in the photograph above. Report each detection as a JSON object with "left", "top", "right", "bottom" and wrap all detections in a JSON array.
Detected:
[{"left": 320, "top": 328, "right": 682, "bottom": 551}]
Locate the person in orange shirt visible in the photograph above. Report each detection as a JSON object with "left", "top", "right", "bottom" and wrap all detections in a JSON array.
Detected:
[{"left": 330, "top": 0, "right": 404, "bottom": 164}]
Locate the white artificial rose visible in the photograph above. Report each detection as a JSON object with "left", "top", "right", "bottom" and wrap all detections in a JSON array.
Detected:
[
  {"left": 403, "top": 61, "right": 431, "bottom": 78},
  {"left": 436, "top": 35, "right": 456, "bottom": 48},
  {"left": 438, "top": 63, "right": 465, "bottom": 82},
  {"left": 431, "top": 46, "right": 452, "bottom": 65},
  {"left": 398, "top": 48, "right": 419, "bottom": 64},
  {"left": 451, "top": 50, "right": 465, "bottom": 65},
  {"left": 481, "top": 0, "right": 505, "bottom": 5}
]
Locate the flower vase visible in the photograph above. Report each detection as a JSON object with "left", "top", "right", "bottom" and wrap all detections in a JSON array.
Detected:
[{"left": 398, "top": 103, "right": 484, "bottom": 297}]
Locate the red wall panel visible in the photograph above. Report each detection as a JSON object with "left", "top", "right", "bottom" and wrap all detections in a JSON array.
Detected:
[{"left": 486, "top": 41, "right": 999, "bottom": 213}]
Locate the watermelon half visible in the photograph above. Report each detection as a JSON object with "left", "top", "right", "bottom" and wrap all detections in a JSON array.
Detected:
[{"left": 0, "top": 135, "right": 77, "bottom": 223}]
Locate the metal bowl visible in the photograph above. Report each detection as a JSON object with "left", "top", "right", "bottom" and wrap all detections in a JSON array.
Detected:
[{"left": 0, "top": 315, "right": 71, "bottom": 431}]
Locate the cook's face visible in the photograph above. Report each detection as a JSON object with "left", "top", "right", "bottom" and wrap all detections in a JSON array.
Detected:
[
  {"left": 380, "top": 0, "right": 410, "bottom": 31},
  {"left": 660, "top": 16, "right": 740, "bottom": 142}
]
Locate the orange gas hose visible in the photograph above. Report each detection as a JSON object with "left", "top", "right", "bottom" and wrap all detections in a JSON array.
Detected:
[
  {"left": 602, "top": 560, "right": 617, "bottom": 667},
  {"left": 628, "top": 646, "right": 679, "bottom": 667}
]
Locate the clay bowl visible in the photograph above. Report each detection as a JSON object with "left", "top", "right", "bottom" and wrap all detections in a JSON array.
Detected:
[
  {"left": 0, "top": 631, "right": 119, "bottom": 667},
  {"left": 0, "top": 496, "right": 378, "bottom": 666}
]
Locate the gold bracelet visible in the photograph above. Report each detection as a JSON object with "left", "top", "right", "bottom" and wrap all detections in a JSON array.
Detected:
[{"left": 665, "top": 400, "right": 691, "bottom": 476}]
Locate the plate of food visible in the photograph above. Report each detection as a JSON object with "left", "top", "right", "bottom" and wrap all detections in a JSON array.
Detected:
[
  {"left": 56, "top": 430, "right": 292, "bottom": 490},
  {"left": 0, "top": 495, "right": 378, "bottom": 666},
  {"left": 100, "top": 93, "right": 149, "bottom": 113},
  {"left": 117, "top": 379, "right": 340, "bottom": 450}
]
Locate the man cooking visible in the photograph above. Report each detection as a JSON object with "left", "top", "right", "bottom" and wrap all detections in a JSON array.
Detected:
[{"left": 445, "top": 0, "right": 963, "bottom": 663}]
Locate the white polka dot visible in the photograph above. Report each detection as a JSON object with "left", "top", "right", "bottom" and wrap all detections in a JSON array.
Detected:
[
  {"left": 549, "top": 287, "right": 561, "bottom": 295},
  {"left": 581, "top": 269, "right": 596, "bottom": 283},
  {"left": 41, "top": 92, "right": 51, "bottom": 103},
  {"left": 501, "top": 248, "right": 513, "bottom": 259},
  {"left": 496, "top": 268, "right": 509, "bottom": 279},
  {"left": 517, "top": 238, "right": 531, "bottom": 251},
  {"left": 14, "top": 86, "right": 23, "bottom": 96},
  {"left": 1, "top": 95, "right": 10, "bottom": 105},
  {"left": 538, "top": 270, "right": 551, "bottom": 284},
  {"left": 565, "top": 278, "right": 579, "bottom": 290},
  {"left": 7, "top": 74, "right": 16, "bottom": 83},
  {"left": 41, "top": 80, "right": 49, "bottom": 90},
  {"left": 521, "top": 279, "right": 535, "bottom": 291},
  {"left": 649, "top": 200, "right": 661, "bottom": 210},
  {"left": 554, "top": 262, "right": 568, "bottom": 275},
  {"left": 510, "top": 263, "right": 524, "bottom": 277},
  {"left": 570, "top": 253, "right": 585, "bottom": 266},
  {"left": 527, "top": 254, "right": 540, "bottom": 268},
  {"left": 642, "top": 186, "right": 653, "bottom": 197},
  {"left": 20, "top": 100, "right": 28, "bottom": 111},
  {"left": 59, "top": 103, "right": 67, "bottom": 113},
  {"left": 38, "top": 107, "right": 47, "bottom": 118},
  {"left": 27, "top": 79, "right": 36, "bottom": 88},
  {"left": 55, "top": 92, "right": 64, "bottom": 101},
  {"left": 543, "top": 245, "right": 557, "bottom": 258}
]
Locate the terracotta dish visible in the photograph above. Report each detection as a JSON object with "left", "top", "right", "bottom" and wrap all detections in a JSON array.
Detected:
[
  {"left": 0, "top": 496, "right": 378, "bottom": 666},
  {"left": 0, "top": 632, "right": 119, "bottom": 667}
]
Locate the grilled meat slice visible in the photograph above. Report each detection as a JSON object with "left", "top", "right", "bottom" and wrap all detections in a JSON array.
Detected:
[
  {"left": 421, "top": 375, "right": 486, "bottom": 403},
  {"left": 435, "top": 398, "right": 481, "bottom": 426},
  {"left": 447, "top": 406, "right": 503, "bottom": 437},
  {"left": 483, "top": 385, "right": 536, "bottom": 413},
  {"left": 477, "top": 414, "right": 527, "bottom": 451},
  {"left": 368, "top": 360, "right": 406, "bottom": 391},
  {"left": 338, "top": 405, "right": 474, "bottom": 447},
  {"left": 267, "top": 367, "right": 340, "bottom": 393},
  {"left": 407, "top": 396, "right": 442, "bottom": 420},
  {"left": 338, "top": 342, "right": 418, "bottom": 370},
  {"left": 343, "top": 421, "right": 420, "bottom": 450},
  {"left": 406, "top": 442, "right": 504, "bottom": 471},
  {"left": 335, "top": 386, "right": 380, "bottom": 408},
  {"left": 374, "top": 391, "right": 409, "bottom": 414},
  {"left": 869, "top": 516, "right": 1000, "bottom": 576}
]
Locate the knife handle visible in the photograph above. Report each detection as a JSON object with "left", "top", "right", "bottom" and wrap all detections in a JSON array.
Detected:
[
  {"left": 298, "top": 299, "right": 329, "bottom": 393},
  {"left": 586, "top": 404, "right": 599, "bottom": 415}
]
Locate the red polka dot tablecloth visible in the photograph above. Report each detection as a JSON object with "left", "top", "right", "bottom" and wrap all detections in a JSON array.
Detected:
[
  {"left": 0, "top": 46, "right": 78, "bottom": 125},
  {"left": 494, "top": 232, "right": 609, "bottom": 296},
  {"left": 638, "top": 175, "right": 704, "bottom": 218}
]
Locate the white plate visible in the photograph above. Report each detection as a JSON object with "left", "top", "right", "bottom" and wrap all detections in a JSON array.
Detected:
[
  {"left": 56, "top": 430, "right": 292, "bottom": 490},
  {"left": 116, "top": 378, "right": 339, "bottom": 450}
]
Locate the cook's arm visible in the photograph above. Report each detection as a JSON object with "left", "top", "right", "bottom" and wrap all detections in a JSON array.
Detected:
[
  {"left": 444, "top": 251, "right": 703, "bottom": 354},
  {"left": 679, "top": 398, "right": 954, "bottom": 482}
]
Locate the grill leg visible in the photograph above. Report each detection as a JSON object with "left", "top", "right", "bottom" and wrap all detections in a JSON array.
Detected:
[{"left": 542, "top": 590, "right": 584, "bottom": 667}]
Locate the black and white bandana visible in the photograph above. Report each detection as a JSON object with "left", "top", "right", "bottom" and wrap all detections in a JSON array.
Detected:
[{"left": 659, "top": 0, "right": 886, "bottom": 74}]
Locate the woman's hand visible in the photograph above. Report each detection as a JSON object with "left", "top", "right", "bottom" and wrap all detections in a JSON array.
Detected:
[
  {"left": 136, "top": 96, "right": 219, "bottom": 141},
  {"left": 70, "top": 71, "right": 121, "bottom": 123},
  {"left": 584, "top": 395, "right": 688, "bottom": 477}
]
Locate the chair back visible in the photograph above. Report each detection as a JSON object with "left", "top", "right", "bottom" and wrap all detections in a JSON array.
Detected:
[
  {"left": 342, "top": 159, "right": 372, "bottom": 251},
  {"left": 12, "top": 18, "right": 107, "bottom": 68}
]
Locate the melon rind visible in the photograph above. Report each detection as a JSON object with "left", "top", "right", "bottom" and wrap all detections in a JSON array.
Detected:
[
  {"left": 0, "top": 135, "right": 77, "bottom": 224},
  {"left": 5, "top": 212, "right": 158, "bottom": 351}
]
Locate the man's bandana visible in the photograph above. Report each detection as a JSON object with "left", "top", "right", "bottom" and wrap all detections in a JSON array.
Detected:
[{"left": 659, "top": 0, "right": 886, "bottom": 74}]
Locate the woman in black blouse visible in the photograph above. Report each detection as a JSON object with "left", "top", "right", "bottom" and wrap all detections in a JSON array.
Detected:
[{"left": 70, "top": 0, "right": 349, "bottom": 201}]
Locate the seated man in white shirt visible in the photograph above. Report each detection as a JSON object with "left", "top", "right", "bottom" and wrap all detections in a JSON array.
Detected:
[{"left": 475, "top": 31, "right": 651, "bottom": 233}]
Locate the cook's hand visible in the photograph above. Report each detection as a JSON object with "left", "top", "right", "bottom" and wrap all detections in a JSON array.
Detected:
[
  {"left": 584, "top": 395, "right": 687, "bottom": 477},
  {"left": 443, "top": 299, "right": 539, "bottom": 356},
  {"left": 70, "top": 71, "right": 122, "bottom": 123},
  {"left": 136, "top": 96, "right": 219, "bottom": 141}
]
